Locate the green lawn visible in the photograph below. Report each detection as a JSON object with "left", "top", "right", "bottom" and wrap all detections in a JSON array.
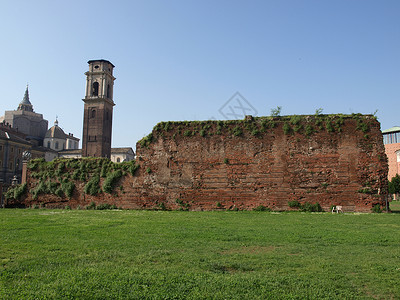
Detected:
[
  {"left": 390, "top": 200, "right": 400, "bottom": 212},
  {"left": 0, "top": 210, "right": 399, "bottom": 299}
]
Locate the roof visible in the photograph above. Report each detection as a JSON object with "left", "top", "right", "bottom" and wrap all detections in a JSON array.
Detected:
[
  {"left": 88, "top": 59, "right": 115, "bottom": 68},
  {"left": 58, "top": 149, "right": 82, "bottom": 155},
  {"left": 0, "top": 127, "right": 31, "bottom": 145},
  {"left": 45, "top": 120, "right": 66, "bottom": 139},
  {"left": 382, "top": 126, "right": 400, "bottom": 134},
  {"left": 20, "top": 85, "right": 32, "bottom": 106},
  {"left": 58, "top": 148, "right": 134, "bottom": 155},
  {"left": 111, "top": 147, "right": 135, "bottom": 154}
]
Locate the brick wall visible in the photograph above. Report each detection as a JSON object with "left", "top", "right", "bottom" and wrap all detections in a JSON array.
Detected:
[{"left": 21, "top": 115, "right": 388, "bottom": 212}]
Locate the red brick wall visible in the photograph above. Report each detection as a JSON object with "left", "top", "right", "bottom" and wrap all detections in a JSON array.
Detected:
[{"left": 22, "top": 115, "right": 388, "bottom": 212}]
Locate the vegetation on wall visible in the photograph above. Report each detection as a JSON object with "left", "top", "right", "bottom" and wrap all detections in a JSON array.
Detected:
[
  {"left": 21, "top": 157, "right": 139, "bottom": 200},
  {"left": 138, "top": 113, "right": 377, "bottom": 148},
  {"left": 288, "top": 200, "right": 323, "bottom": 212},
  {"left": 4, "top": 183, "right": 27, "bottom": 200}
]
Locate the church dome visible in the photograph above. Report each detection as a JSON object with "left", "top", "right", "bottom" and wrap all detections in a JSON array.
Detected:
[{"left": 45, "top": 119, "right": 66, "bottom": 139}]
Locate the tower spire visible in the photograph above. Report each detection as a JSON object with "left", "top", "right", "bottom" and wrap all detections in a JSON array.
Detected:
[{"left": 18, "top": 85, "right": 33, "bottom": 112}]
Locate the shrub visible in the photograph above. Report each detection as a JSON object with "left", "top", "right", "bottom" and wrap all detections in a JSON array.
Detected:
[
  {"left": 283, "top": 122, "right": 291, "bottom": 134},
  {"left": 305, "top": 124, "right": 314, "bottom": 136},
  {"left": 175, "top": 198, "right": 190, "bottom": 210},
  {"left": 290, "top": 115, "right": 302, "bottom": 125},
  {"left": 371, "top": 204, "right": 382, "bottom": 213},
  {"left": 158, "top": 202, "right": 167, "bottom": 210},
  {"left": 55, "top": 187, "right": 64, "bottom": 198},
  {"left": 253, "top": 205, "right": 271, "bottom": 212},
  {"left": 288, "top": 200, "right": 301, "bottom": 208},
  {"left": 84, "top": 175, "right": 101, "bottom": 196},
  {"left": 270, "top": 106, "right": 282, "bottom": 117},
  {"left": 5, "top": 183, "right": 27, "bottom": 200},
  {"left": 31, "top": 181, "right": 46, "bottom": 199},
  {"left": 127, "top": 162, "right": 139, "bottom": 176},
  {"left": 216, "top": 202, "right": 222, "bottom": 208},
  {"left": 184, "top": 130, "right": 192, "bottom": 137},
  {"left": 72, "top": 169, "right": 80, "bottom": 180},
  {"left": 139, "top": 133, "right": 153, "bottom": 148},
  {"left": 96, "top": 203, "right": 113, "bottom": 210},
  {"left": 27, "top": 158, "right": 45, "bottom": 170},
  {"left": 62, "top": 182, "right": 75, "bottom": 199},
  {"left": 224, "top": 158, "right": 229, "bottom": 164},
  {"left": 301, "top": 202, "right": 323, "bottom": 212},
  {"left": 86, "top": 201, "right": 96, "bottom": 210},
  {"left": 200, "top": 129, "right": 206, "bottom": 137},
  {"left": 232, "top": 126, "right": 243, "bottom": 137},
  {"left": 326, "top": 120, "right": 334, "bottom": 132},
  {"left": 357, "top": 121, "right": 370, "bottom": 133},
  {"left": 102, "top": 169, "right": 123, "bottom": 194}
]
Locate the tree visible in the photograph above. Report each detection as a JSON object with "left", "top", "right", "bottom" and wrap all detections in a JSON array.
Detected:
[
  {"left": 270, "top": 106, "right": 282, "bottom": 117},
  {"left": 389, "top": 174, "right": 400, "bottom": 196}
]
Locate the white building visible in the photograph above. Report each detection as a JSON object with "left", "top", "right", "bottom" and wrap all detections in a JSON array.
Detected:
[{"left": 44, "top": 119, "right": 79, "bottom": 152}]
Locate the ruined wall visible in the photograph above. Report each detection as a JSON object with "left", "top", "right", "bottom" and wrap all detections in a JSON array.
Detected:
[{"left": 19, "top": 115, "right": 388, "bottom": 212}]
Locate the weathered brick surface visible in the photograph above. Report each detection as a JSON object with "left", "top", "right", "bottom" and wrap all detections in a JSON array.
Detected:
[{"left": 21, "top": 116, "right": 388, "bottom": 212}]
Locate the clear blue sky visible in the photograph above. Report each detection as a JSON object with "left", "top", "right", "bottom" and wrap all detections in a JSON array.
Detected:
[{"left": 1, "top": 0, "right": 399, "bottom": 149}]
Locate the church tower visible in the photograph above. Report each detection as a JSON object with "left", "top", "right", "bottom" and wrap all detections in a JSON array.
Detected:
[{"left": 82, "top": 60, "right": 116, "bottom": 158}]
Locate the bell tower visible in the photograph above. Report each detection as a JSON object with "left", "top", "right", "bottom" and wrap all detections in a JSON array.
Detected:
[{"left": 82, "top": 59, "right": 116, "bottom": 158}]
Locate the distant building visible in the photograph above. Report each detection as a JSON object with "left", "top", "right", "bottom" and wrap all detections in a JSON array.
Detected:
[
  {"left": 0, "top": 86, "right": 48, "bottom": 146},
  {"left": 44, "top": 119, "right": 79, "bottom": 152},
  {"left": 59, "top": 147, "right": 135, "bottom": 162},
  {"left": 82, "top": 60, "right": 116, "bottom": 158},
  {"left": 382, "top": 126, "right": 400, "bottom": 180},
  {"left": 110, "top": 148, "right": 135, "bottom": 163},
  {"left": 0, "top": 122, "right": 46, "bottom": 184}
]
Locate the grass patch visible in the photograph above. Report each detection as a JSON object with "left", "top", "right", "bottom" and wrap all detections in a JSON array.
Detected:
[{"left": 0, "top": 210, "right": 399, "bottom": 299}]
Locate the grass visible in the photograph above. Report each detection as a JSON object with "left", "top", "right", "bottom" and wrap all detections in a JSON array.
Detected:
[
  {"left": 390, "top": 200, "right": 400, "bottom": 212},
  {"left": 1, "top": 210, "right": 400, "bottom": 299}
]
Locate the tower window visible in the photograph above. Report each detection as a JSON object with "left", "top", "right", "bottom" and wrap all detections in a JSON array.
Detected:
[
  {"left": 91, "top": 109, "right": 96, "bottom": 118},
  {"left": 92, "top": 82, "right": 99, "bottom": 96},
  {"left": 95, "top": 65, "right": 99, "bottom": 69},
  {"left": 107, "top": 84, "right": 110, "bottom": 98}
]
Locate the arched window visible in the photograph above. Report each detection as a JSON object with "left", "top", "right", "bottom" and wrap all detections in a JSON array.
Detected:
[
  {"left": 47, "top": 141, "right": 51, "bottom": 148},
  {"left": 55, "top": 141, "right": 59, "bottom": 149},
  {"left": 92, "top": 82, "right": 99, "bottom": 96},
  {"left": 117, "top": 157, "right": 120, "bottom": 163},
  {"left": 107, "top": 84, "right": 110, "bottom": 98},
  {"left": 91, "top": 109, "right": 96, "bottom": 118}
]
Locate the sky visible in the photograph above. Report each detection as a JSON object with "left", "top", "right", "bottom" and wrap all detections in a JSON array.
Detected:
[{"left": 1, "top": 0, "right": 399, "bottom": 150}]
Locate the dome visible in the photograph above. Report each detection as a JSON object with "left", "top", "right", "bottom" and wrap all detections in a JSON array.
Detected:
[{"left": 45, "top": 119, "right": 66, "bottom": 139}]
